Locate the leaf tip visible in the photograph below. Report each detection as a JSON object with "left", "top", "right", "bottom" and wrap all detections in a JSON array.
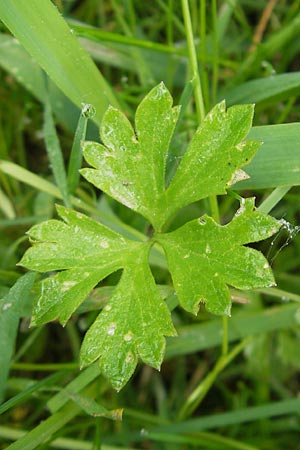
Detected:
[
  {"left": 185, "top": 299, "right": 200, "bottom": 316},
  {"left": 79, "top": 357, "right": 88, "bottom": 371},
  {"left": 147, "top": 81, "right": 170, "bottom": 102},
  {"left": 102, "top": 105, "right": 120, "bottom": 123},
  {"left": 15, "top": 259, "right": 24, "bottom": 267},
  {"left": 227, "top": 169, "right": 250, "bottom": 186},
  {"left": 224, "top": 304, "right": 232, "bottom": 317},
  {"left": 106, "top": 104, "right": 119, "bottom": 112},
  {"left": 29, "top": 316, "right": 37, "bottom": 327},
  {"left": 220, "top": 98, "right": 226, "bottom": 109}
]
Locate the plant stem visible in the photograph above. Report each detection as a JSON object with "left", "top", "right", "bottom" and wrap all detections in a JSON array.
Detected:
[
  {"left": 166, "top": 0, "right": 175, "bottom": 89},
  {"left": 199, "top": 0, "right": 209, "bottom": 110},
  {"left": 248, "top": 0, "right": 278, "bottom": 53},
  {"left": 222, "top": 315, "right": 229, "bottom": 356},
  {"left": 177, "top": 336, "right": 252, "bottom": 420},
  {"left": 11, "top": 362, "right": 79, "bottom": 371},
  {"left": 183, "top": 0, "right": 222, "bottom": 259},
  {"left": 183, "top": 0, "right": 228, "bottom": 382},
  {"left": 211, "top": 0, "right": 219, "bottom": 106},
  {"left": 181, "top": 0, "right": 205, "bottom": 123}
]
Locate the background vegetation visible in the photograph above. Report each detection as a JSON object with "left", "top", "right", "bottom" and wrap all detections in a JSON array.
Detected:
[{"left": 1, "top": 0, "right": 300, "bottom": 449}]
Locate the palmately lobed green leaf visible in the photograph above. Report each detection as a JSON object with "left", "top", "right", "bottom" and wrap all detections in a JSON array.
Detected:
[
  {"left": 80, "top": 244, "right": 176, "bottom": 391},
  {"left": 157, "top": 198, "right": 281, "bottom": 316},
  {"left": 19, "top": 83, "right": 281, "bottom": 390},
  {"left": 81, "top": 82, "right": 180, "bottom": 230}
]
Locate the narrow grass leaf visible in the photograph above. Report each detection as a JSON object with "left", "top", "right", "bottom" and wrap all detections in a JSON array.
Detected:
[
  {"left": 236, "top": 123, "right": 300, "bottom": 189},
  {"left": 143, "top": 431, "right": 259, "bottom": 450},
  {"left": 0, "top": 0, "right": 120, "bottom": 125},
  {"left": 0, "top": 187, "right": 15, "bottom": 218},
  {"left": 166, "top": 302, "right": 300, "bottom": 358},
  {"left": 0, "top": 425, "right": 127, "bottom": 450},
  {"left": 67, "top": 105, "right": 94, "bottom": 194},
  {"left": 151, "top": 398, "right": 300, "bottom": 433},
  {"left": 257, "top": 186, "right": 292, "bottom": 214},
  {"left": 70, "top": 23, "right": 186, "bottom": 55},
  {"left": 4, "top": 397, "right": 89, "bottom": 450},
  {"left": 0, "top": 273, "right": 35, "bottom": 403},
  {"left": 0, "top": 371, "right": 66, "bottom": 415},
  {"left": 225, "top": 72, "right": 300, "bottom": 107},
  {"left": 0, "top": 34, "right": 98, "bottom": 136},
  {"left": 48, "top": 364, "right": 100, "bottom": 413},
  {"left": 44, "top": 99, "right": 70, "bottom": 206},
  {"left": 166, "top": 79, "right": 194, "bottom": 185},
  {"left": 0, "top": 160, "right": 61, "bottom": 198},
  {"left": 62, "top": 390, "right": 122, "bottom": 420}
]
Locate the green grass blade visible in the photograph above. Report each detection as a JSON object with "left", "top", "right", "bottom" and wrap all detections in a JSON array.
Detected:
[
  {"left": 67, "top": 105, "right": 93, "bottom": 194},
  {"left": 151, "top": 398, "right": 300, "bottom": 433},
  {"left": 0, "top": 273, "right": 35, "bottom": 403},
  {"left": 48, "top": 363, "right": 100, "bottom": 413},
  {"left": 0, "top": 34, "right": 98, "bottom": 136},
  {"left": 0, "top": 160, "right": 97, "bottom": 217},
  {"left": 166, "top": 302, "right": 300, "bottom": 358},
  {"left": 257, "top": 186, "right": 292, "bottom": 214},
  {"left": 0, "top": 187, "right": 15, "bottom": 218},
  {"left": 0, "top": 160, "right": 61, "bottom": 197},
  {"left": 145, "top": 431, "right": 259, "bottom": 450},
  {"left": 225, "top": 72, "right": 300, "bottom": 107},
  {"left": 0, "top": 0, "right": 120, "bottom": 125},
  {"left": 178, "top": 337, "right": 252, "bottom": 420},
  {"left": 69, "top": 23, "right": 186, "bottom": 56},
  {"left": 0, "top": 371, "right": 66, "bottom": 415},
  {"left": 236, "top": 123, "right": 300, "bottom": 189},
  {"left": 44, "top": 98, "right": 70, "bottom": 206},
  {"left": 165, "top": 79, "right": 193, "bottom": 185},
  {"left": 0, "top": 425, "right": 127, "bottom": 450},
  {"left": 181, "top": 0, "right": 205, "bottom": 122},
  {"left": 61, "top": 390, "right": 122, "bottom": 420},
  {"left": 5, "top": 400, "right": 87, "bottom": 450}
]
